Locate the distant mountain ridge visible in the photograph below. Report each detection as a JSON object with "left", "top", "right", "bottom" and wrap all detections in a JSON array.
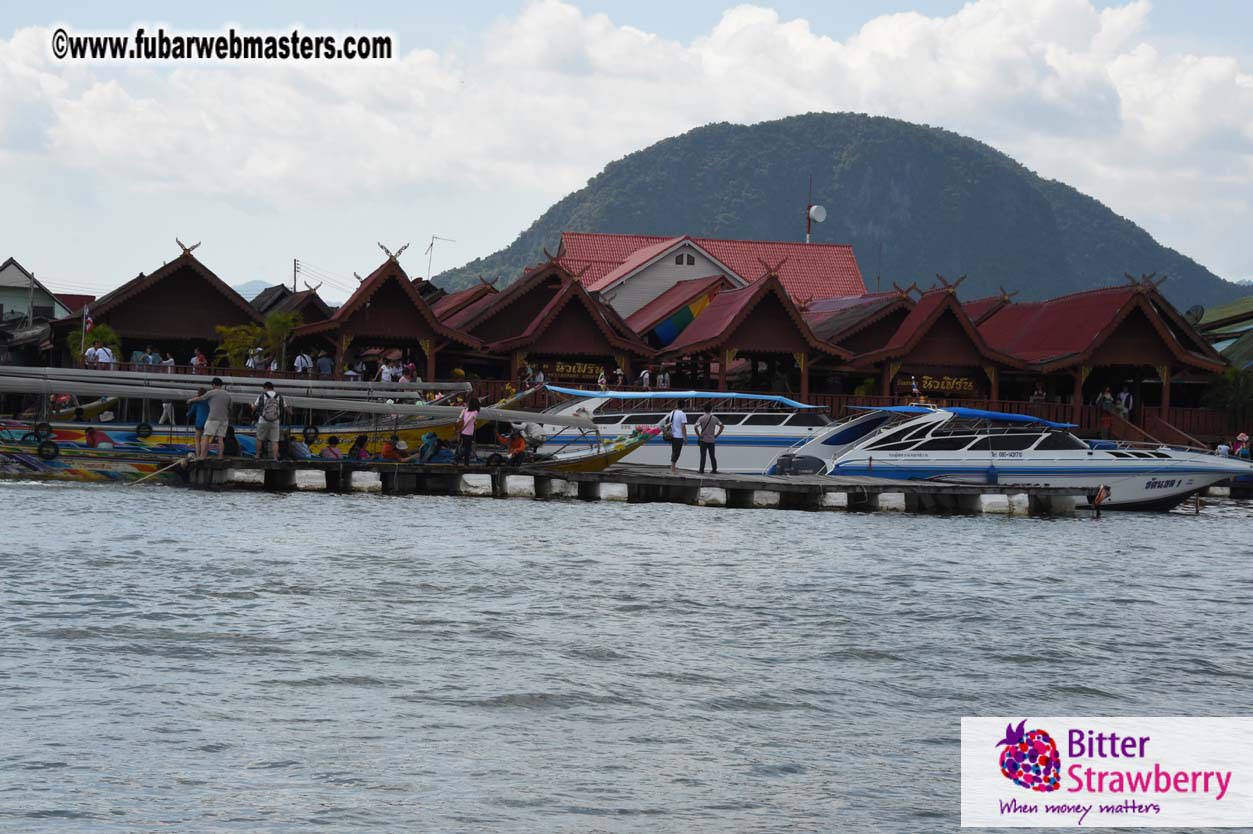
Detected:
[{"left": 435, "top": 113, "right": 1243, "bottom": 309}]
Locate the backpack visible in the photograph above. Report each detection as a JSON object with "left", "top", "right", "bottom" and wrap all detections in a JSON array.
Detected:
[{"left": 259, "top": 393, "right": 282, "bottom": 422}]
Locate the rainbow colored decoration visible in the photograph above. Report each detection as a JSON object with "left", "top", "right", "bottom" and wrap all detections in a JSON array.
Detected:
[{"left": 648, "top": 289, "right": 718, "bottom": 347}]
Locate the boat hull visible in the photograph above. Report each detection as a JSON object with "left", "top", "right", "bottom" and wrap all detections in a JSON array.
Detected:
[
  {"left": 0, "top": 443, "right": 190, "bottom": 484},
  {"left": 539, "top": 431, "right": 807, "bottom": 474}
]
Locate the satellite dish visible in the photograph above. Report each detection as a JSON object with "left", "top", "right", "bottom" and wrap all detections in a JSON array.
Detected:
[
  {"left": 808, "top": 204, "right": 827, "bottom": 223},
  {"left": 1185, "top": 305, "right": 1204, "bottom": 324}
]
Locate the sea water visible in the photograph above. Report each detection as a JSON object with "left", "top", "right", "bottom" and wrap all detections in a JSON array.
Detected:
[{"left": 1, "top": 481, "right": 1250, "bottom": 833}]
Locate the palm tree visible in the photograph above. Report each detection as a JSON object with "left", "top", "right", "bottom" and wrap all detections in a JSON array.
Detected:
[{"left": 263, "top": 311, "right": 304, "bottom": 371}]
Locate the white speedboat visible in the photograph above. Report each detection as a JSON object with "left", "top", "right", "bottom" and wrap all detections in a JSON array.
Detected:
[
  {"left": 537, "top": 386, "right": 833, "bottom": 473},
  {"left": 771, "top": 404, "right": 1253, "bottom": 511}
]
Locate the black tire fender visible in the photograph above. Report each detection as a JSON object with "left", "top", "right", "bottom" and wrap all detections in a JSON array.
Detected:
[
  {"left": 135, "top": 422, "right": 153, "bottom": 439},
  {"left": 37, "top": 440, "right": 59, "bottom": 460}
]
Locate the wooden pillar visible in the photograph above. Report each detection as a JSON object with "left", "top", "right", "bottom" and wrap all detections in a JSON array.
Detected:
[
  {"left": 1158, "top": 365, "right": 1172, "bottom": 415},
  {"left": 985, "top": 365, "right": 999, "bottom": 404},
  {"left": 1071, "top": 366, "right": 1087, "bottom": 426},
  {"left": 794, "top": 352, "right": 809, "bottom": 402},
  {"left": 718, "top": 350, "right": 728, "bottom": 391},
  {"left": 421, "top": 338, "right": 436, "bottom": 381},
  {"left": 881, "top": 363, "right": 892, "bottom": 397}
]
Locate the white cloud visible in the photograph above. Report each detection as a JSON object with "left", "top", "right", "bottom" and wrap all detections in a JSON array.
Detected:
[{"left": 1, "top": 0, "right": 1252, "bottom": 282}]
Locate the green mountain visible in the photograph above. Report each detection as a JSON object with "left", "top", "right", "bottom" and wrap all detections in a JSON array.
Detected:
[{"left": 435, "top": 113, "right": 1242, "bottom": 309}]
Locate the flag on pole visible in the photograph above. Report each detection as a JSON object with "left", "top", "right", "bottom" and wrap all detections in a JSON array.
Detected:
[{"left": 84, "top": 306, "right": 93, "bottom": 333}]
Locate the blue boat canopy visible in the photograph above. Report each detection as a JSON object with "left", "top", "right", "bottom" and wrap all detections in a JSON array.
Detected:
[
  {"left": 546, "top": 385, "right": 819, "bottom": 409},
  {"left": 849, "top": 405, "right": 1076, "bottom": 428}
]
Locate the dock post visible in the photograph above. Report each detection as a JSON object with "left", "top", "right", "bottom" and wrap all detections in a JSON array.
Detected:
[
  {"left": 663, "top": 484, "right": 700, "bottom": 505},
  {"left": 325, "top": 467, "right": 353, "bottom": 493},
  {"left": 846, "top": 490, "right": 880, "bottom": 512},
  {"left": 779, "top": 489, "right": 822, "bottom": 510},
  {"left": 263, "top": 467, "right": 296, "bottom": 491},
  {"left": 725, "top": 488, "right": 754, "bottom": 509},
  {"left": 533, "top": 476, "right": 553, "bottom": 500},
  {"left": 577, "top": 480, "right": 600, "bottom": 502},
  {"left": 490, "top": 469, "right": 508, "bottom": 499}
]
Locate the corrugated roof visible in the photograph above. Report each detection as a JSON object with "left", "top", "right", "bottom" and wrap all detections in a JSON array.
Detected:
[
  {"left": 803, "top": 294, "right": 910, "bottom": 343},
  {"left": 558, "top": 232, "right": 865, "bottom": 302},
  {"left": 432, "top": 283, "right": 497, "bottom": 321},
  {"left": 850, "top": 289, "right": 1026, "bottom": 368},
  {"left": 625, "top": 274, "right": 730, "bottom": 335},
  {"left": 660, "top": 274, "right": 849, "bottom": 358},
  {"left": 1199, "top": 294, "right": 1253, "bottom": 329}
]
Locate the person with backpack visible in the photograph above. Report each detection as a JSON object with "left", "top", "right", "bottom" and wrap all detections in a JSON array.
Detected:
[
  {"left": 694, "top": 403, "right": 724, "bottom": 474},
  {"left": 293, "top": 351, "right": 313, "bottom": 375},
  {"left": 250, "top": 381, "right": 289, "bottom": 461},
  {"left": 664, "top": 404, "right": 688, "bottom": 475}
]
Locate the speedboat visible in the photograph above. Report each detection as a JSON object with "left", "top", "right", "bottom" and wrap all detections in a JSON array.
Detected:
[
  {"left": 770, "top": 404, "right": 1253, "bottom": 511},
  {"left": 538, "top": 386, "right": 833, "bottom": 474}
]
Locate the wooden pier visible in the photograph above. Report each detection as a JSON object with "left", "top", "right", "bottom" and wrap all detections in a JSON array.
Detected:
[{"left": 187, "top": 459, "right": 1093, "bottom": 515}]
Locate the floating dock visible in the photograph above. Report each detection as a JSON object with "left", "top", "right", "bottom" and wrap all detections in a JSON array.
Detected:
[{"left": 187, "top": 459, "right": 1093, "bottom": 514}]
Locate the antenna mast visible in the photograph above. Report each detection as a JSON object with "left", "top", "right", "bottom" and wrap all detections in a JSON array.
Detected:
[{"left": 425, "top": 235, "right": 456, "bottom": 281}]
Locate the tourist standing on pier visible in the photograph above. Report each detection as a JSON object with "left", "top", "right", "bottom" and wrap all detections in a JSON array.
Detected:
[
  {"left": 186, "top": 378, "right": 231, "bottom": 460},
  {"left": 456, "top": 396, "right": 481, "bottom": 465},
  {"left": 250, "top": 381, "right": 289, "bottom": 461},
  {"left": 665, "top": 405, "right": 688, "bottom": 475},
  {"left": 695, "top": 403, "right": 724, "bottom": 474}
]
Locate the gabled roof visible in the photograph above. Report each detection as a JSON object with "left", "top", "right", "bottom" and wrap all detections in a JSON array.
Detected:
[
  {"left": 268, "top": 289, "right": 332, "bottom": 320},
  {"left": 852, "top": 288, "right": 1027, "bottom": 368},
  {"left": 977, "top": 282, "right": 1224, "bottom": 371},
  {"left": 250, "top": 284, "right": 292, "bottom": 314},
  {"left": 64, "top": 251, "right": 261, "bottom": 325},
  {"left": 485, "top": 279, "right": 653, "bottom": 356},
  {"left": 444, "top": 260, "right": 569, "bottom": 334},
  {"left": 625, "top": 274, "right": 731, "bottom": 335},
  {"left": 660, "top": 274, "right": 850, "bottom": 359},
  {"left": 53, "top": 293, "right": 95, "bottom": 315},
  {"left": 962, "top": 294, "right": 1012, "bottom": 326},
  {"left": 1221, "top": 328, "right": 1253, "bottom": 370},
  {"left": 557, "top": 232, "right": 866, "bottom": 302},
  {"left": 585, "top": 236, "right": 746, "bottom": 294},
  {"left": 432, "top": 282, "right": 498, "bottom": 321},
  {"left": 803, "top": 293, "right": 912, "bottom": 344},
  {"left": 294, "top": 258, "right": 479, "bottom": 348},
  {"left": 0, "top": 258, "right": 71, "bottom": 316}
]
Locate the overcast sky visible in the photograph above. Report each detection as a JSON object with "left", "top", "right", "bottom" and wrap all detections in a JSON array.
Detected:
[{"left": 2, "top": 0, "right": 1250, "bottom": 302}]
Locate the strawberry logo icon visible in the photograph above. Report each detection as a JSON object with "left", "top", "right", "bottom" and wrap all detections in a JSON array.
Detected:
[{"left": 996, "top": 719, "right": 1060, "bottom": 792}]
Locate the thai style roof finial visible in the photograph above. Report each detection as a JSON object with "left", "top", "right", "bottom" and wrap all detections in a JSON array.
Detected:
[
  {"left": 175, "top": 237, "right": 201, "bottom": 256},
  {"left": 302, "top": 280, "right": 322, "bottom": 293},
  {"left": 478, "top": 275, "right": 499, "bottom": 287},
  {"left": 756, "top": 257, "right": 789, "bottom": 278},
  {"left": 997, "top": 284, "right": 1020, "bottom": 302},
  {"left": 378, "top": 242, "right": 409, "bottom": 262},
  {"left": 892, "top": 280, "right": 921, "bottom": 299},
  {"left": 934, "top": 273, "right": 967, "bottom": 294}
]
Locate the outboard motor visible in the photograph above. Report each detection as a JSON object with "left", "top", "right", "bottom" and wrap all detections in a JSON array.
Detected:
[{"left": 772, "top": 454, "right": 828, "bottom": 476}]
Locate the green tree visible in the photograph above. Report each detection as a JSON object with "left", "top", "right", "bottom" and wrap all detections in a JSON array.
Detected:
[
  {"left": 1204, "top": 367, "right": 1253, "bottom": 431},
  {"left": 214, "top": 323, "right": 265, "bottom": 368},
  {"left": 263, "top": 311, "right": 304, "bottom": 370},
  {"left": 68, "top": 323, "right": 121, "bottom": 364}
]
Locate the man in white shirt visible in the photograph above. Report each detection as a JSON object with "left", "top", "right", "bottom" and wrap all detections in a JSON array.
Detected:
[
  {"left": 639, "top": 367, "right": 651, "bottom": 389},
  {"left": 534, "top": 366, "right": 546, "bottom": 385},
  {"left": 96, "top": 344, "right": 115, "bottom": 369},
  {"left": 83, "top": 341, "right": 100, "bottom": 368},
  {"left": 666, "top": 406, "right": 688, "bottom": 474},
  {"left": 657, "top": 368, "right": 670, "bottom": 389},
  {"left": 294, "top": 352, "right": 313, "bottom": 375}
]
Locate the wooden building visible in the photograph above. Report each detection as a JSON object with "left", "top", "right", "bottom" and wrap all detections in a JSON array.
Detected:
[
  {"left": 49, "top": 250, "right": 262, "bottom": 364},
  {"left": 444, "top": 261, "right": 652, "bottom": 382},
  {"left": 291, "top": 257, "right": 478, "bottom": 379},
  {"left": 660, "top": 274, "right": 849, "bottom": 400}
]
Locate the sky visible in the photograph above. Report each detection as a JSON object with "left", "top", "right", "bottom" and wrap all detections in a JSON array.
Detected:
[{"left": 2, "top": 0, "right": 1251, "bottom": 303}]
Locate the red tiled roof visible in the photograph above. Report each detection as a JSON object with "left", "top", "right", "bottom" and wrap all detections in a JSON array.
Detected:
[
  {"left": 660, "top": 274, "right": 849, "bottom": 358},
  {"left": 558, "top": 232, "right": 865, "bottom": 302},
  {"left": 977, "top": 283, "right": 1224, "bottom": 370},
  {"left": 625, "top": 274, "right": 731, "bottom": 335},
  {"left": 53, "top": 293, "right": 94, "bottom": 314},
  {"left": 432, "top": 283, "right": 498, "bottom": 321},
  {"left": 962, "top": 295, "right": 1010, "bottom": 326}
]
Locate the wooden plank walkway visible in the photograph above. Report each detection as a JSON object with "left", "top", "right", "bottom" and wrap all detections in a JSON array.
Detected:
[{"left": 188, "top": 458, "right": 1091, "bottom": 514}]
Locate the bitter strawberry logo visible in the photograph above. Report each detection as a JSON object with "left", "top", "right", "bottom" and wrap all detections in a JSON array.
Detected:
[{"left": 996, "top": 719, "right": 1061, "bottom": 792}]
